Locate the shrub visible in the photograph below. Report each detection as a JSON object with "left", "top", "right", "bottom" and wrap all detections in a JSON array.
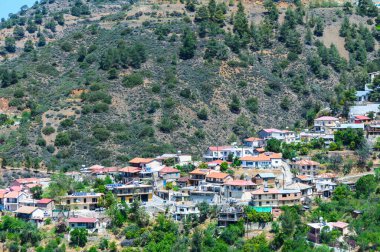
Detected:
[
  {"left": 55, "top": 132, "right": 71, "bottom": 146},
  {"left": 229, "top": 94, "right": 241, "bottom": 114},
  {"left": 47, "top": 145, "right": 55, "bottom": 153},
  {"left": 93, "top": 103, "right": 109, "bottom": 113},
  {"left": 158, "top": 117, "right": 175, "bottom": 133},
  {"left": 246, "top": 97, "right": 258, "bottom": 113},
  {"left": 14, "top": 89, "right": 24, "bottom": 98},
  {"left": 36, "top": 138, "right": 46, "bottom": 147},
  {"left": 123, "top": 73, "right": 144, "bottom": 88},
  {"left": 60, "top": 119, "right": 74, "bottom": 128},
  {"left": 42, "top": 126, "right": 55, "bottom": 135},
  {"left": 180, "top": 88, "right": 191, "bottom": 98},
  {"left": 60, "top": 42, "right": 73, "bottom": 52},
  {"left": 93, "top": 128, "right": 111, "bottom": 141},
  {"left": 197, "top": 108, "right": 208, "bottom": 120}
]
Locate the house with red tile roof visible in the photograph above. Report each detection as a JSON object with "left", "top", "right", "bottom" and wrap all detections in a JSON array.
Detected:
[
  {"left": 205, "top": 172, "right": 232, "bottom": 184},
  {"left": 36, "top": 198, "right": 55, "bottom": 210},
  {"left": 4, "top": 191, "right": 29, "bottom": 212},
  {"left": 251, "top": 188, "right": 301, "bottom": 208},
  {"left": 224, "top": 180, "right": 256, "bottom": 200},
  {"left": 240, "top": 152, "right": 282, "bottom": 168},
  {"left": 189, "top": 169, "right": 211, "bottom": 186},
  {"left": 290, "top": 159, "right": 321, "bottom": 177},
  {"left": 119, "top": 166, "right": 142, "bottom": 183},
  {"left": 258, "top": 128, "right": 296, "bottom": 144},
  {"left": 159, "top": 167, "right": 181, "bottom": 188},
  {"left": 353, "top": 115, "right": 371, "bottom": 124},
  {"left": 68, "top": 217, "right": 99, "bottom": 230}
]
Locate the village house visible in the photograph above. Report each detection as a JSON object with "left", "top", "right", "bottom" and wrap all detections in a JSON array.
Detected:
[
  {"left": 4, "top": 191, "right": 28, "bottom": 212},
  {"left": 250, "top": 188, "right": 301, "bottom": 208},
  {"left": 176, "top": 177, "right": 190, "bottom": 188},
  {"left": 307, "top": 220, "right": 349, "bottom": 243},
  {"left": 128, "top": 157, "right": 162, "bottom": 172},
  {"left": 290, "top": 160, "right": 321, "bottom": 177},
  {"left": 313, "top": 116, "right": 340, "bottom": 134},
  {"left": 218, "top": 205, "right": 244, "bottom": 227},
  {"left": 353, "top": 115, "right": 371, "bottom": 124},
  {"left": 172, "top": 201, "right": 200, "bottom": 221},
  {"left": 11, "top": 177, "right": 51, "bottom": 189},
  {"left": 315, "top": 181, "right": 337, "bottom": 198},
  {"left": 107, "top": 182, "right": 153, "bottom": 203},
  {"left": 257, "top": 129, "right": 296, "bottom": 143},
  {"left": 299, "top": 131, "right": 334, "bottom": 145},
  {"left": 159, "top": 167, "right": 181, "bottom": 180},
  {"left": 119, "top": 166, "right": 142, "bottom": 183},
  {"left": 293, "top": 175, "right": 313, "bottom": 185},
  {"left": 68, "top": 217, "right": 99, "bottom": 231},
  {"left": 15, "top": 206, "right": 45, "bottom": 227},
  {"left": 59, "top": 192, "right": 103, "bottom": 210},
  {"left": 252, "top": 173, "right": 277, "bottom": 186},
  {"left": 205, "top": 172, "right": 233, "bottom": 185},
  {"left": 240, "top": 153, "right": 282, "bottom": 169},
  {"left": 189, "top": 168, "right": 211, "bottom": 186},
  {"left": 243, "top": 137, "right": 265, "bottom": 148},
  {"left": 365, "top": 121, "right": 380, "bottom": 136},
  {"left": 36, "top": 198, "right": 55, "bottom": 210},
  {"left": 91, "top": 166, "right": 120, "bottom": 180},
  {"left": 155, "top": 153, "right": 192, "bottom": 166},
  {"left": 332, "top": 123, "right": 365, "bottom": 132},
  {"left": 224, "top": 180, "right": 257, "bottom": 201},
  {"left": 207, "top": 160, "right": 231, "bottom": 170},
  {"left": 203, "top": 145, "right": 256, "bottom": 161},
  {"left": 285, "top": 182, "right": 313, "bottom": 201},
  {"left": 189, "top": 190, "right": 221, "bottom": 204},
  {"left": 158, "top": 167, "right": 181, "bottom": 188}
]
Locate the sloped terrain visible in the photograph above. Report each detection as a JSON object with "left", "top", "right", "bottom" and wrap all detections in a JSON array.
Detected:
[{"left": 0, "top": 0, "right": 379, "bottom": 170}]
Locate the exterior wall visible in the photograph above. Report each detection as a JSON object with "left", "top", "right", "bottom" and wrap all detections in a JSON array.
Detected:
[
  {"left": 69, "top": 222, "right": 98, "bottom": 229},
  {"left": 5, "top": 194, "right": 27, "bottom": 212},
  {"left": 114, "top": 186, "right": 153, "bottom": 203},
  {"left": 224, "top": 185, "right": 254, "bottom": 200},
  {"left": 60, "top": 195, "right": 102, "bottom": 210},
  {"left": 251, "top": 193, "right": 279, "bottom": 207}
]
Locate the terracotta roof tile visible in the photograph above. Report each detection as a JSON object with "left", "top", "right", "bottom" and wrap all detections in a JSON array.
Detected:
[
  {"left": 206, "top": 172, "right": 230, "bottom": 179},
  {"left": 68, "top": 217, "right": 97, "bottom": 223}
]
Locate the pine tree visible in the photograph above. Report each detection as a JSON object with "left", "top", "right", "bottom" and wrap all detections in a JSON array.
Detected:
[
  {"left": 233, "top": 1, "right": 249, "bottom": 38},
  {"left": 263, "top": 0, "right": 279, "bottom": 24},
  {"left": 339, "top": 17, "right": 350, "bottom": 37},
  {"left": 4, "top": 37, "right": 16, "bottom": 53},
  {"left": 305, "top": 27, "right": 312, "bottom": 45},
  {"left": 179, "top": 27, "right": 197, "bottom": 60},
  {"left": 37, "top": 34, "right": 46, "bottom": 47},
  {"left": 24, "top": 40, "right": 34, "bottom": 52},
  {"left": 314, "top": 18, "right": 324, "bottom": 36}
]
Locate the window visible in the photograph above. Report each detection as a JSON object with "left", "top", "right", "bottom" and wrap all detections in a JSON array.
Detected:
[{"left": 84, "top": 198, "right": 87, "bottom": 203}]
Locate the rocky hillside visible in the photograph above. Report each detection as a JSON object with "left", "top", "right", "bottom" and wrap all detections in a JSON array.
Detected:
[{"left": 0, "top": 0, "right": 379, "bottom": 170}]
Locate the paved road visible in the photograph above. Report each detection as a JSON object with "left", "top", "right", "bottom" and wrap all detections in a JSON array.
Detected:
[{"left": 337, "top": 171, "right": 375, "bottom": 182}]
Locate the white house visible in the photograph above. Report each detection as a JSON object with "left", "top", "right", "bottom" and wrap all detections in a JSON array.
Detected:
[
  {"left": 243, "top": 137, "right": 265, "bottom": 148},
  {"left": 258, "top": 129, "right": 296, "bottom": 143},
  {"left": 172, "top": 202, "right": 200, "bottom": 221},
  {"left": 285, "top": 182, "right": 313, "bottom": 201},
  {"left": 4, "top": 191, "right": 28, "bottom": 212},
  {"left": 203, "top": 145, "right": 256, "bottom": 161},
  {"left": 240, "top": 152, "right": 282, "bottom": 169},
  {"left": 15, "top": 206, "right": 45, "bottom": 227},
  {"left": 68, "top": 217, "right": 99, "bottom": 231}
]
